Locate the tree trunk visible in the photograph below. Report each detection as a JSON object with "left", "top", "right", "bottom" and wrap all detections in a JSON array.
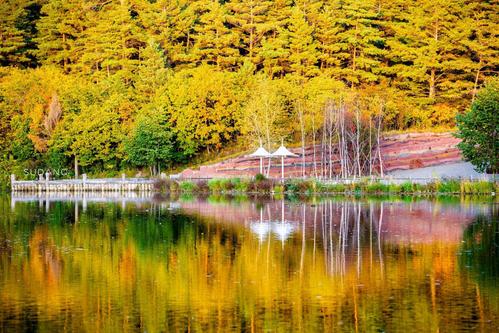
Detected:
[
  {"left": 377, "top": 115, "right": 384, "bottom": 177},
  {"left": 429, "top": 68, "right": 436, "bottom": 98},
  {"left": 298, "top": 107, "right": 306, "bottom": 178},
  {"left": 355, "top": 106, "right": 361, "bottom": 177},
  {"left": 472, "top": 66, "right": 481, "bottom": 102},
  {"left": 312, "top": 118, "right": 318, "bottom": 178},
  {"left": 74, "top": 156, "right": 79, "bottom": 179}
]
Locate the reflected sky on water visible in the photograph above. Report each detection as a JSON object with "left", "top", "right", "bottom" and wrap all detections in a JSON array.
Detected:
[{"left": 1, "top": 193, "right": 498, "bottom": 332}]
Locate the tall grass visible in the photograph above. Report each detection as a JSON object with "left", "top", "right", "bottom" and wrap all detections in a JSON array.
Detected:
[{"left": 154, "top": 177, "right": 496, "bottom": 195}]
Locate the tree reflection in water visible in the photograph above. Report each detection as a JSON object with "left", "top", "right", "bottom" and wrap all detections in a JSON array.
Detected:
[{"left": 0, "top": 194, "right": 498, "bottom": 332}]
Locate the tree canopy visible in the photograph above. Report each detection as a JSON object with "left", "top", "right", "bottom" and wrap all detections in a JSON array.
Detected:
[
  {"left": 0, "top": 0, "right": 497, "bottom": 178},
  {"left": 456, "top": 79, "right": 499, "bottom": 174}
]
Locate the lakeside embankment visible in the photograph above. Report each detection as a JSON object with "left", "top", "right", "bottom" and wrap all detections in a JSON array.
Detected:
[
  {"left": 10, "top": 174, "right": 497, "bottom": 196},
  {"left": 155, "top": 177, "right": 497, "bottom": 196}
]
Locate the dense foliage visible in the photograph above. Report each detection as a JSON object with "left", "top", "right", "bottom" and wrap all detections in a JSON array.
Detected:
[
  {"left": 0, "top": 0, "right": 497, "bottom": 178},
  {"left": 456, "top": 79, "right": 499, "bottom": 174}
]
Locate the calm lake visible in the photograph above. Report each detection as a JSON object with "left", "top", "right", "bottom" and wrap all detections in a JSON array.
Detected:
[{"left": 0, "top": 193, "right": 498, "bottom": 332}]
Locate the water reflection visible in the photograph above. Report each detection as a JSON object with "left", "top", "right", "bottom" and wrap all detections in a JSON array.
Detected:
[{"left": 1, "top": 194, "right": 498, "bottom": 332}]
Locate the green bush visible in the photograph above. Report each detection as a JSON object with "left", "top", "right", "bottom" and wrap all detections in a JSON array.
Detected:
[
  {"left": 180, "top": 180, "right": 197, "bottom": 192},
  {"left": 469, "top": 180, "right": 494, "bottom": 194},
  {"left": 412, "top": 183, "right": 424, "bottom": 193},
  {"left": 387, "top": 183, "right": 401, "bottom": 193},
  {"left": 437, "top": 180, "right": 460, "bottom": 193},
  {"left": 220, "top": 178, "right": 233, "bottom": 191},
  {"left": 325, "top": 183, "right": 346, "bottom": 193},
  {"left": 232, "top": 178, "right": 250, "bottom": 192},
  {"left": 208, "top": 179, "right": 222, "bottom": 193},
  {"left": 284, "top": 180, "right": 314, "bottom": 193},
  {"left": 273, "top": 184, "right": 285, "bottom": 194},
  {"left": 400, "top": 182, "right": 413, "bottom": 193},
  {"left": 285, "top": 181, "right": 300, "bottom": 193},
  {"left": 426, "top": 181, "right": 439, "bottom": 193},
  {"left": 366, "top": 182, "right": 389, "bottom": 193},
  {"left": 254, "top": 173, "right": 266, "bottom": 182},
  {"left": 153, "top": 178, "right": 168, "bottom": 192}
]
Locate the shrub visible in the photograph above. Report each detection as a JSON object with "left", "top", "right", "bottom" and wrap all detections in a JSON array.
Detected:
[
  {"left": 366, "top": 182, "right": 389, "bottom": 193},
  {"left": 426, "top": 181, "right": 439, "bottom": 193},
  {"left": 400, "top": 182, "right": 413, "bottom": 193},
  {"left": 437, "top": 180, "right": 460, "bottom": 193},
  {"left": 325, "top": 183, "right": 346, "bottom": 193},
  {"left": 470, "top": 180, "right": 494, "bottom": 194},
  {"left": 220, "top": 178, "right": 233, "bottom": 191},
  {"left": 285, "top": 180, "right": 314, "bottom": 193},
  {"left": 169, "top": 180, "right": 180, "bottom": 192},
  {"left": 285, "top": 181, "right": 300, "bottom": 193},
  {"left": 180, "top": 181, "right": 197, "bottom": 192},
  {"left": 153, "top": 178, "right": 168, "bottom": 192},
  {"left": 196, "top": 179, "right": 209, "bottom": 192},
  {"left": 387, "top": 184, "right": 401, "bottom": 193},
  {"left": 232, "top": 178, "right": 250, "bottom": 192},
  {"left": 208, "top": 179, "right": 222, "bottom": 193},
  {"left": 273, "top": 184, "right": 285, "bottom": 194},
  {"left": 412, "top": 183, "right": 424, "bottom": 193},
  {"left": 153, "top": 179, "right": 183, "bottom": 193},
  {"left": 249, "top": 179, "right": 274, "bottom": 193},
  {"left": 255, "top": 173, "right": 266, "bottom": 182}
]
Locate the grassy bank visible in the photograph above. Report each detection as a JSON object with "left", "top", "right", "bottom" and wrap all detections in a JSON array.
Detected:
[{"left": 154, "top": 176, "right": 497, "bottom": 196}]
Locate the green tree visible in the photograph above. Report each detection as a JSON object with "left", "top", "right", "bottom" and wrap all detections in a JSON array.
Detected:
[
  {"left": 226, "top": 0, "right": 273, "bottom": 65},
  {"left": 190, "top": 0, "right": 239, "bottom": 69},
  {"left": 328, "top": 0, "right": 386, "bottom": 87},
  {"left": 286, "top": 7, "right": 319, "bottom": 78},
  {"left": 0, "top": 0, "right": 32, "bottom": 67},
  {"left": 141, "top": 0, "right": 195, "bottom": 68},
  {"left": 166, "top": 66, "right": 244, "bottom": 155},
  {"left": 125, "top": 115, "right": 177, "bottom": 174},
  {"left": 35, "top": 0, "right": 85, "bottom": 71},
  {"left": 455, "top": 79, "right": 498, "bottom": 174},
  {"left": 78, "top": 0, "right": 145, "bottom": 83},
  {"left": 66, "top": 105, "right": 125, "bottom": 171}
]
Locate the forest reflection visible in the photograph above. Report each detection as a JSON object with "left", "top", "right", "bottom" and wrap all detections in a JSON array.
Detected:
[{"left": 0, "top": 194, "right": 497, "bottom": 332}]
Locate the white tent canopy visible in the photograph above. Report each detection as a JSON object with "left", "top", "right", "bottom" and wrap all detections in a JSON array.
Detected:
[
  {"left": 272, "top": 145, "right": 298, "bottom": 158},
  {"left": 249, "top": 146, "right": 272, "bottom": 157},
  {"left": 248, "top": 146, "right": 272, "bottom": 174},
  {"left": 272, "top": 144, "right": 299, "bottom": 179}
]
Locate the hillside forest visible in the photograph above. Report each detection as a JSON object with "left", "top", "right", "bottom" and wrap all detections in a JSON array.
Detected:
[{"left": 0, "top": 0, "right": 497, "bottom": 179}]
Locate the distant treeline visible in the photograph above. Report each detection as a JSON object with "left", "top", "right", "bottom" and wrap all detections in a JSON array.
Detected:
[{"left": 0, "top": 0, "right": 497, "bottom": 179}]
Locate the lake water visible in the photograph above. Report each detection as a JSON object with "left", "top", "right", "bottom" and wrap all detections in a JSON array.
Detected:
[{"left": 0, "top": 194, "right": 498, "bottom": 332}]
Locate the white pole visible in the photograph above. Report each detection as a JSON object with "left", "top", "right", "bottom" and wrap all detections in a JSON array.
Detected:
[
  {"left": 281, "top": 156, "right": 284, "bottom": 179},
  {"left": 260, "top": 157, "right": 263, "bottom": 174}
]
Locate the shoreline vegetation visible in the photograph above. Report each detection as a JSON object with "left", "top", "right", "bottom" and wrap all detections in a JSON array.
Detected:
[{"left": 154, "top": 176, "right": 498, "bottom": 196}]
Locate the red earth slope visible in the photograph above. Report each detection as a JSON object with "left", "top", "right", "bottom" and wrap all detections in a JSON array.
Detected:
[{"left": 179, "top": 132, "right": 461, "bottom": 178}]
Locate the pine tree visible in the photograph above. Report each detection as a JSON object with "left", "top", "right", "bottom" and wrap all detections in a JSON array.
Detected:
[
  {"left": 0, "top": 0, "right": 31, "bottom": 66},
  {"left": 460, "top": 0, "right": 499, "bottom": 101},
  {"left": 258, "top": 0, "right": 291, "bottom": 77},
  {"left": 328, "top": 0, "right": 386, "bottom": 87},
  {"left": 78, "top": 0, "right": 145, "bottom": 83},
  {"left": 226, "top": 0, "right": 273, "bottom": 66},
  {"left": 35, "top": 0, "right": 85, "bottom": 71},
  {"left": 286, "top": 7, "right": 319, "bottom": 78},
  {"left": 141, "top": 0, "right": 195, "bottom": 68},
  {"left": 386, "top": 0, "right": 470, "bottom": 100},
  {"left": 314, "top": 3, "right": 341, "bottom": 70},
  {"left": 190, "top": 0, "right": 239, "bottom": 69},
  {"left": 135, "top": 39, "right": 169, "bottom": 101}
]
